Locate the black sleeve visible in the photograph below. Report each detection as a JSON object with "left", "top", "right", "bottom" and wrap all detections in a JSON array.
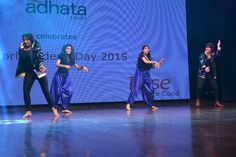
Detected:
[
  {"left": 15, "top": 49, "right": 23, "bottom": 77},
  {"left": 211, "top": 61, "right": 217, "bottom": 77},
  {"left": 36, "top": 48, "right": 44, "bottom": 66},
  {"left": 215, "top": 50, "right": 221, "bottom": 57},
  {"left": 33, "top": 40, "right": 44, "bottom": 68},
  {"left": 199, "top": 53, "right": 207, "bottom": 69},
  {"left": 213, "top": 50, "right": 221, "bottom": 60}
]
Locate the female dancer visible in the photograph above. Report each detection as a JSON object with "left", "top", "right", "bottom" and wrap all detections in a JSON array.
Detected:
[
  {"left": 195, "top": 40, "right": 223, "bottom": 107},
  {"left": 15, "top": 33, "right": 59, "bottom": 118},
  {"left": 50, "top": 44, "right": 88, "bottom": 113},
  {"left": 126, "top": 45, "right": 164, "bottom": 111}
]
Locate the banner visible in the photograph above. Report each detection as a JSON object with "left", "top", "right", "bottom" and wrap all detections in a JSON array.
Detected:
[{"left": 0, "top": 0, "right": 189, "bottom": 106}]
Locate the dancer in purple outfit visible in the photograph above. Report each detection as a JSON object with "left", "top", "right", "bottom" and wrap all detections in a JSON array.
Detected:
[
  {"left": 126, "top": 45, "right": 164, "bottom": 111},
  {"left": 50, "top": 44, "right": 88, "bottom": 113}
]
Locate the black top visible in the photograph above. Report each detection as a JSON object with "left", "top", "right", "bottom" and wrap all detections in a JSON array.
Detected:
[
  {"left": 197, "top": 50, "right": 220, "bottom": 78},
  {"left": 137, "top": 53, "right": 153, "bottom": 71},
  {"left": 57, "top": 54, "right": 75, "bottom": 73},
  {"left": 16, "top": 40, "right": 44, "bottom": 77},
  {"left": 20, "top": 50, "right": 34, "bottom": 72}
]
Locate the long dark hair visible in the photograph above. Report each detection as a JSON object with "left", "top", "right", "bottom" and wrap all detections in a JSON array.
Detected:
[
  {"left": 59, "top": 44, "right": 75, "bottom": 65},
  {"left": 138, "top": 45, "right": 152, "bottom": 61}
]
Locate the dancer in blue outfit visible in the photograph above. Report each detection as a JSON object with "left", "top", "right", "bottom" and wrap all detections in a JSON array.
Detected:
[
  {"left": 50, "top": 44, "right": 88, "bottom": 113},
  {"left": 126, "top": 45, "right": 164, "bottom": 111}
]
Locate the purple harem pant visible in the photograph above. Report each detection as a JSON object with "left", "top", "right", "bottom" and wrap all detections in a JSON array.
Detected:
[
  {"left": 50, "top": 71, "right": 72, "bottom": 110},
  {"left": 127, "top": 69, "right": 154, "bottom": 107}
]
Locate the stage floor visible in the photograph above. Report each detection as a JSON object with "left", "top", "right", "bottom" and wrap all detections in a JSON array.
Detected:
[{"left": 0, "top": 103, "right": 236, "bottom": 157}]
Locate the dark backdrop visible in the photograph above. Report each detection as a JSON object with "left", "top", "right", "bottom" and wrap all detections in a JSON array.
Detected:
[{"left": 186, "top": 0, "right": 236, "bottom": 101}]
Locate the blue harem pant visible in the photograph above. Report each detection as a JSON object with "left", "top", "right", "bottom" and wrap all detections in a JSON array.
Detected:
[
  {"left": 50, "top": 71, "right": 72, "bottom": 110},
  {"left": 127, "top": 69, "right": 154, "bottom": 107}
]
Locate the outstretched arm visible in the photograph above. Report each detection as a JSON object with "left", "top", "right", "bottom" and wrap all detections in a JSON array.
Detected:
[
  {"left": 154, "top": 58, "right": 164, "bottom": 68},
  {"left": 142, "top": 57, "right": 158, "bottom": 64},
  {"left": 74, "top": 63, "right": 88, "bottom": 72}
]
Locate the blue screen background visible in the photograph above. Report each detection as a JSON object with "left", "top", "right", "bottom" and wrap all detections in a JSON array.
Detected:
[{"left": 0, "top": 0, "right": 189, "bottom": 106}]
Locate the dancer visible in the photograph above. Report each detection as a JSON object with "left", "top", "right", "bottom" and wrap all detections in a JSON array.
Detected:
[
  {"left": 195, "top": 40, "right": 223, "bottom": 107},
  {"left": 126, "top": 45, "right": 164, "bottom": 111},
  {"left": 15, "top": 33, "right": 59, "bottom": 118},
  {"left": 50, "top": 44, "right": 88, "bottom": 113}
]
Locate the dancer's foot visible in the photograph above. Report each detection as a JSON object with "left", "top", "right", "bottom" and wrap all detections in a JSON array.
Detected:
[
  {"left": 126, "top": 104, "right": 131, "bottom": 111},
  {"left": 22, "top": 111, "right": 32, "bottom": 119},
  {"left": 62, "top": 110, "right": 72, "bottom": 113},
  {"left": 151, "top": 106, "right": 158, "bottom": 111},
  {"left": 52, "top": 116, "right": 59, "bottom": 123},
  {"left": 40, "top": 152, "right": 46, "bottom": 157},
  {"left": 195, "top": 99, "right": 200, "bottom": 107},
  {"left": 214, "top": 101, "right": 223, "bottom": 108},
  {"left": 52, "top": 107, "right": 59, "bottom": 117}
]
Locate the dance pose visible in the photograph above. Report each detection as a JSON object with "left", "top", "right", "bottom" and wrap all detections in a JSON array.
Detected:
[
  {"left": 15, "top": 33, "right": 59, "bottom": 118},
  {"left": 50, "top": 44, "right": 88, "bottom": 113},
  {"left": 195, "top": 40, "right": 223, "bottom": 107},
  {"left": 126, "top": 45, "right": 164, "bottom": 111}
]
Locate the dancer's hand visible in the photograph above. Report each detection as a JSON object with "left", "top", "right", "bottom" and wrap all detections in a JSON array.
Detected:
[
  {"left": 64, "top": 65, "right": 72, "bottom": 69},
  {"left": 217, "top": 39, "right": 221, "bottom": 51},
  {"left": 82, "top": 66, "right": 88, "bottom": 72},
  {"left": 154, "top": 62, "right": 160, "bottom": 68},
  {"left": 159, "top": 58, "right": 164, "bottom": 64},
  {"left": 39, "top": 65, "right": 47, "bottom": 73},
  {"left": 154, "top": 58, "right": 164, "bottom": 68},
  {"left": 205, "top": 66, "right": 210, "bottom": 72}
]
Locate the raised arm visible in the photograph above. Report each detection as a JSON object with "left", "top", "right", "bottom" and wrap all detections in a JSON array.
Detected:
[
  {"left": 217, "top": 39, "right": 221, "bottom": 51},
  {"left": 214, "top": 39, "right": 222, "bottom": 57}
]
